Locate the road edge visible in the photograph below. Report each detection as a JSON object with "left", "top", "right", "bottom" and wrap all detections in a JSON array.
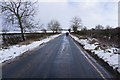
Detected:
[
  {"left": 2, "top": 35, "right": 61, "bottom": 67},
  {"left": 70, "top": 35, "right": 120, "bottom": 79}
]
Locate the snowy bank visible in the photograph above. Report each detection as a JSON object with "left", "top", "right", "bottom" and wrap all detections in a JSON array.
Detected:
[
  {"left": 0, "top": 34, "right": 61, "bottom": 63},
  {"left": 70, "top": 34, "right": 120, "bottom": 73},
  {"left": 0, "top": 31, "right": 53, "bottom": 34}
]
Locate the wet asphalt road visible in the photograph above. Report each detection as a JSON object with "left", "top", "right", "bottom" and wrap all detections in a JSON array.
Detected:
[{"left": 2, "top": 34, "right": 112, "bottom": 78}]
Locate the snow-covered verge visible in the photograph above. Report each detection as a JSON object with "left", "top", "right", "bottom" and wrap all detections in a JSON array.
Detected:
[
  {"left": 70, "top": 34, "right": 120, "bottom": 73},
  {"left": 0, "top": 31, "right": 53, "bottom": 34},
  {"left": 0, "top": 34, "right": 61, "bottom": 63}
]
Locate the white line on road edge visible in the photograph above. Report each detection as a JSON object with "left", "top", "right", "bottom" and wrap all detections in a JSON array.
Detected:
[{"left": 73, "top": 40, "right": 106, "bottom": 80}]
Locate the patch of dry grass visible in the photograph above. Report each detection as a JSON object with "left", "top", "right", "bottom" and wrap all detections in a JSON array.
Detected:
[
  {"left": 89, "top": 39, "right": 98, "bottom": 44},
  {"left": 71, "top": 33, "right": 88, "bottom": 39},
  {"left": 18, "top": 36, "right": 48, "bottom": 46}
]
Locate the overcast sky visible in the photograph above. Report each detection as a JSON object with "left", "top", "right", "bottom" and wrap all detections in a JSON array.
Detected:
[
  {"left": 34, "top": 0, "right": 118, "bottom": 30},
  {"left": 0, "top": 0, "right": 118, "bottom": 31}
]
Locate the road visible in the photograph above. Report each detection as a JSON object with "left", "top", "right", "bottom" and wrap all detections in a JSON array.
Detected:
[{"left": 2, "top": 34, "right": 115, "bottom": 79}]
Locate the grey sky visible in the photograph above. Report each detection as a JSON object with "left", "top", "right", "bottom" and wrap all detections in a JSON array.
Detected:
[
  {"left": 36, "top": 1, "right": 118, "bottom": 29},
  {"left": 0, "top": 0, "right": 118, "bottom": 31}
]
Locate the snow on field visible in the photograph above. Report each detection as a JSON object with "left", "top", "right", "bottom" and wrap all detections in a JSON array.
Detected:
[
  {"left": 0, "top": 34, "right": 61, "bottom": 63},
  {"left": 70, "top": 34, "right": 120, "bottom": 73},
  {"left": 0, "top": 31, "right": 53, "bottom": 34},
  {"left": 0, "top": 31, "right": 72, "bottom": 34}
]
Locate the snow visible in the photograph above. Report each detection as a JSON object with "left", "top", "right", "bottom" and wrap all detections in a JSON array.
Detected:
[
  {"left": 0, "top": 31, "right": 73, "bottom": 34},
  {"left": 0, "top": 34, "right": 61, "bottom": 63},
  {"left": 61, "top": 31, "right": 69, "bottom": 33},
  {"left": 70, "top": 34, "right": 120, "bottom": 73},
  {"left": 0, "top": 31, "right": 53, "bottom": 34}
]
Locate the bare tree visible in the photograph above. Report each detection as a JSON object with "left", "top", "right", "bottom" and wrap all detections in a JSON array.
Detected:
[
  {"left": 95, "top": 25, "right": 104, "bottom": 30},
  {"left": 68, "top": 29, "right": 71, "bottom": 33},
  {"left": 0, "top": 0, "right": 37, "bottom": 41},
  {"left": 70, "top": 17, "right": 82, "bottom": 33},
  {"left": 82, "top": 26, "right": 87, "bottom": 31},
  {"left": 106, "top": 25, "right": 112, "bottom": 29},
  {"left": 47, "top": 20, "right": 60, "bottom": 33}
]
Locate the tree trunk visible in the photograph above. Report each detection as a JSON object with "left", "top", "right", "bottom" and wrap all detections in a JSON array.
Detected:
[
  {"left": 19, "top": 18, "right": 25, "bottom": 41},
  {"left": 56, "top": 30, "right": 57, "bottom": 33},
  {"left": 20, "top": 26, "right": 25, "bottom": 41}
]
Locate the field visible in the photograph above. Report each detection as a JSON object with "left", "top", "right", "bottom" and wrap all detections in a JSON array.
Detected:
[{"left": 74, "top": 27, "right": 120, "bottom": 48}]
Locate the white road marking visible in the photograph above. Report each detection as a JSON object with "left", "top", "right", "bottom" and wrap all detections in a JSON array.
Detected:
[{"left": 73, "top": 39, "right": 107, "bottom": 80}]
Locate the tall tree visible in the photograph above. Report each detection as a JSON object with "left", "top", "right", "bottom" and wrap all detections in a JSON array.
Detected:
[
  {"left": 47, "top": 20, "right": 60, "bottom": 33},
  {"left": 70, "top": 17, "right": 82, "bottom": 33},
  {"left": 0, "top": 0, "right": 37, "bottom": 41}
]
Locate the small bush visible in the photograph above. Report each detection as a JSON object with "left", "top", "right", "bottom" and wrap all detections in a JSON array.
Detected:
[{"left": 94, "top": 46, "right": 100, "bottom": 50}]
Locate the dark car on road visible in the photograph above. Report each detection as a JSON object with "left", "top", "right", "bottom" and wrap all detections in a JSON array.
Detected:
[{"left": 66, "top": 32, "right": 69, "bottom": 36}]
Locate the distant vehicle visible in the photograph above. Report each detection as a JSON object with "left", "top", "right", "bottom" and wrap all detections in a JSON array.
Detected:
[{"left": 66, "top": 32, "right": 69, "bottom": 36}]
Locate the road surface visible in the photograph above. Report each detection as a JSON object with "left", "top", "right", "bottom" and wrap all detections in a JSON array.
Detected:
[{"left": 2, "top": 34, "right": 115, "bottom": 79}]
